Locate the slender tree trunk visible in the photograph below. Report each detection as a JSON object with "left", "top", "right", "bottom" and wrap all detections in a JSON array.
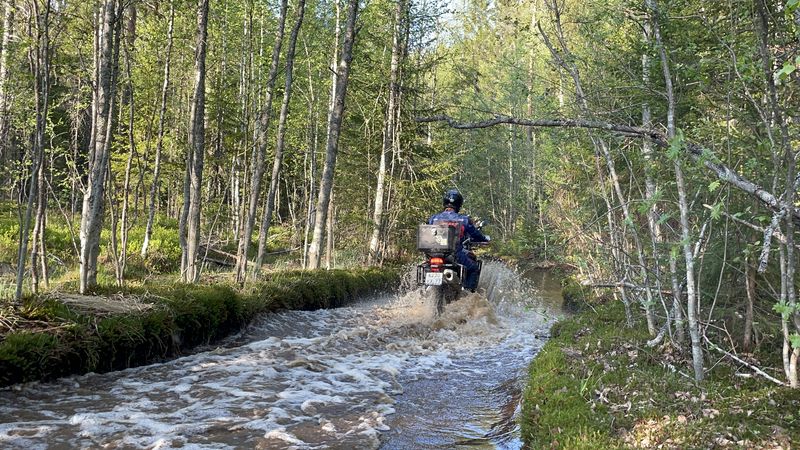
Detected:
[
  {"left": 30, "top": 161, "right": 47, "bottom": 293},
  {"left": 307, "top": 0, "right": 358, "bottom": 269},
  {"left": 114, "top": 5, "right": 137, "bottom": 286},
  {"left": 237, "top": 0, "right": 288, "bottom": 281},
  {"left": 23, "top": 0, "right": 50, "bottom": 298},
  {"left": 754, "top": 0, "right": 798, "bottom": 386},
  {"left": 642, "top": 5, "right": 679, "bottom": 343},
  {"left": 648, "top": 0, "right": 704, "bottom": 381},
  {"left": 182, "top": 0, "right": 209, "bottom": 283},
  {"left": 255, "top": 0, "right": 306, "bottom": 271},
  {"left": 79, "top": 0, "right": 119, "bottom": 294},
  {"left": 0, "top": 0, "right": 14, "bottom": 185},
  {"left": 743, "top": 256, "right": 756, "bottom": 352},
  {"left": 368, "top": 0, "right": 405, "bottom": 265},
  {"left": 141, "top": 2, "right": 174, "bottom": 258},
  {"left": 325, "top": 188, "right": 334, "bottom": 269},
  {"left": 27, "top": 2, "right": 45, "bottom": 292},
  {"left": 302, "top": 40, "right": 318, "bottom": 268}
]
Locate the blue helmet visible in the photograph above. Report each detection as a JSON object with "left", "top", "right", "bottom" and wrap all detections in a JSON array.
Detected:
[{"left": 443, "top": 189, "right": 464, "bottom": 212}]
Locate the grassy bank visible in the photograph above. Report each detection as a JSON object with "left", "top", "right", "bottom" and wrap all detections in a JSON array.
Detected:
[
  {"left": 521, "top": 285, "right": 800, "bottom": 448},
  {"left": 0, "top": 268, "right": 400, "bottom": 387}
]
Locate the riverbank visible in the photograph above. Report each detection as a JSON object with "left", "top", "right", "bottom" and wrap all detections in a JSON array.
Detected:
[
  {"left": 0, "top": 268, "right": 400, "bottom": 387},
  {"left": 520, "top": 287, "right": 800, "bottom": 448}
]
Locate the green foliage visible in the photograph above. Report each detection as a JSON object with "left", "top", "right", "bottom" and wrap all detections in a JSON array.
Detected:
[
  {"left": 774, "top": 56, "right": 799, "bottom": 85},
  {"left": 790, "top": 333, "right": 800, "bottom": 350},
  {"left": 667, "top": 129, "right": 685, "bottom": 161},
  {"left": 125, "top": 219, "right": 182, "bottom": 273},
  {"left": 772, "top": 300, "right": 798, "bottom": 319},
  {"left": 560, "top": 276, "right": 593, "bottom": 312},
  {"left": 0, "top": 222, "right": 20, "bottom": 264}
]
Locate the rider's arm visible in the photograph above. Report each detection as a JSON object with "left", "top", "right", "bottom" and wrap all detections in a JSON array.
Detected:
[{"left": 464, "top": 218, "right": 489, "bottom": 242}]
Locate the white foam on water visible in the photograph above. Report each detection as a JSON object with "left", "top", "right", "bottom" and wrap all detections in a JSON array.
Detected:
[{"left": 0, "top": 261, "right": 554, "bottom": 449}]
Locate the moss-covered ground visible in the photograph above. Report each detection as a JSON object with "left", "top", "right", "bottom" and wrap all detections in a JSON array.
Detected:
[
  {"left": 521, "top": 289, "right": 800, "bottom": 449},
  {"left": 0, "top": 267, "right": 400, "bottom": 387}
]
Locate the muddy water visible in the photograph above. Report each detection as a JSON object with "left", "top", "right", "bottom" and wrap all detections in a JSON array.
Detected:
[{"left": 0, "top": 261, "right": 562, "bottom": 449}]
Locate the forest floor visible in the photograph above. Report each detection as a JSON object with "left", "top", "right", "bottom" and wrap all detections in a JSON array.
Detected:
[{"left": 521, "top": 295, "right": 800, "bottom": 448}]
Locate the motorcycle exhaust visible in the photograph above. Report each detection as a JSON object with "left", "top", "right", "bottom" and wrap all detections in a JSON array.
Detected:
[{"left": 443, "top": 269, "right": 456, "bottom": 282}]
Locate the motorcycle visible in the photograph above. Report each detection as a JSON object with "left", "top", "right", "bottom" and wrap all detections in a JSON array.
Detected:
[{"left": 416, "top": 223, "right": 486, "bottom": 315}]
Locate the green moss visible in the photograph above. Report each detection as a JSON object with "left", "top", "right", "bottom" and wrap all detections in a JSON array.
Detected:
[
  {"left": 0, "top": 267, "right": 401, "bottom": 387},
  {"left": 0, "top": 332, "right": 60, "bottom": 383},
  {"left": 561, "top": 276, "right": 594, "bottom": 313},
  {"left": 522, "top": 298, "right": 800, "bottom": 448}
]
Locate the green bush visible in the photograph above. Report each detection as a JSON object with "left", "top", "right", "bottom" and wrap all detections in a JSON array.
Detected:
[{"left": 0, "top": 222, "right": 19, "bottom": 264}]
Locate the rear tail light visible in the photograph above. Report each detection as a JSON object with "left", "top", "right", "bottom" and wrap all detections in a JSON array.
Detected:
[{"left": 430, "top": 257, "right": 444, "bottom": 272}]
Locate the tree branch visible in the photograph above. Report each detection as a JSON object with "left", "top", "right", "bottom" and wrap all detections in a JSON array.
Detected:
[
  {"left": 703, "top": 334, "right": 787, "bottom": 386},
  {"left": 417, "top": 114, "right": 799, "bottom": 224},
  {"left": 702, "top": 204, "right": 800, "bottom": 252},
  {"left": 581, "top": 280, "right": 672, "bottom": 296}
]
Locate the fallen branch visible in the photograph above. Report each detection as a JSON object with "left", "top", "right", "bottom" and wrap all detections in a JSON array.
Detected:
[
  {"left": 200, "top": 245, "right": 300, "bottom": 264},
  {"left": 417, "top": 114, "right": 799, "bottom": 224},
  {"left": 201, "top": 254, "right": 235, "bottom": 267},
  {"left": 703, "top": 334, "right": 786, "bottom": 386},
  {"left": 582, "top": 280, "right": 672, "bottom": 296},
  {"left": 646, "top": 325, "right": 667, "bottom": 347}
]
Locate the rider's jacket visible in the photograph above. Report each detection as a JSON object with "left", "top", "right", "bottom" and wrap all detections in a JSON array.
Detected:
[{"left": 428, "top": 208, "right": 488, "bottom": 253}]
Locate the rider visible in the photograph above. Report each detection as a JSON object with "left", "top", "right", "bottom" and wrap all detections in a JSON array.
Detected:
[{"left": 428, "top": 189, "right": 490, "bottom": 292}]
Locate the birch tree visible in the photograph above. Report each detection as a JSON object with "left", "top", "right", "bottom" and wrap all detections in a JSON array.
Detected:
[
  {"left": 141, "top": 2, "right": 174, "bottom": 258},
  {"left": 181, "top": 0, "right": 209, "bottom": 283},
  {"left": 368, "top": 0, "right": 406, "bottom": 265},
  {"left": 79, "top": 0, "right": 119, "bottom": 294},
  {"left": 307, "top": 0, "right": 359, "bottom": 269},
  {"left": 255, "top": 0, "right": 306, "bottom": 272},
  {"left": 15, "top": 0, "right": 51, "bottom": 300},
  {"left": 0, "top": 0, "right": 14, "bottom": 180},
  {"left": 236, "top": 0, "right": 287, "bottom": 281}
]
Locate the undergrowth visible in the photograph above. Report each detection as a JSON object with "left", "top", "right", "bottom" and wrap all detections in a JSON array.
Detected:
[{"left": 521, "top": 294, "right": 800, "bottom": 448}]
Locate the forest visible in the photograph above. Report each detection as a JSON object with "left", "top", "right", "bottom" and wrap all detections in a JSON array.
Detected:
[{"left": 0, "top": 0, "right": 799, "bottom": 395}]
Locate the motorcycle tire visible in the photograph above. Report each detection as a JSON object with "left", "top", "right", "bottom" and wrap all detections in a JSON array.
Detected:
[{"left": 436, "top": 283, "right": 460, "bottom": 315}]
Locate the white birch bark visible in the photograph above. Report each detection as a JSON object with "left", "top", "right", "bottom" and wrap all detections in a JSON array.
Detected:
[
  {"left": 255, "top": 0, "right": 306, "bottom": 271},
  {"left": 307, "top": 0, "right": 358, "bottom": 269},
  {"left": 368, "top": 0, "right": 405, "bottom": 265},
  {"left": 182, "top": 0, "right": 209, "bottom": 283},
  {"left": 79, "top": 0, "right": 118, "bottom": 294}
]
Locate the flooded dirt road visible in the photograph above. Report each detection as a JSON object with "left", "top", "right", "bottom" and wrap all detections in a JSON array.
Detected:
[{"left": 0, "top": 262, "right": 561, "bottom": 449}]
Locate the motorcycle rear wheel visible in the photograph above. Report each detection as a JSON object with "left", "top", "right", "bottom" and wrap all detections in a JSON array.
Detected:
[{"left": 435, "top": 283, "right": 460, "bottom": 315}]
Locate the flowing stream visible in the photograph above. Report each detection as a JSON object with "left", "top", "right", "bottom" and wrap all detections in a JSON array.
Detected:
[{"left": 0, "top": 261, "right": 562, "bottom": 449}]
